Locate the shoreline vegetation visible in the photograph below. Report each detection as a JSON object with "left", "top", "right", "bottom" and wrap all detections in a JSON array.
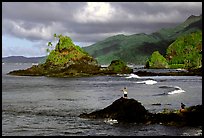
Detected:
[
  {"left": 7, "top": 33, "right": 202, "bottom": 77},
  {"left": 6, "top": 65, "right": 202, "bottom": 77},
  {"left": 145, "top": 31, "right": 202, "bottom": 71}
]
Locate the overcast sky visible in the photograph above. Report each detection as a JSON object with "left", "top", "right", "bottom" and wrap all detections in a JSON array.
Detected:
[{"left": 2, "top": 2, "right": 202, "bottom": 57}]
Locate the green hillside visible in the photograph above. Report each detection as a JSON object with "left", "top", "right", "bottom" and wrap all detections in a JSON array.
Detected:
[
  {"left": 166, "top": 31, "right": 202, "bottom": 69},
  {"left": 83, "top": 15, "right": 202, "bottom": 65},
  {"left": 145, "top": 31, "right": 202, "bottom": 69}
]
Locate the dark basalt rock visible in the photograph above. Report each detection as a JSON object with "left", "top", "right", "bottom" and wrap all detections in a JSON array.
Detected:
[
  {"left": 180, "top": 105, "right": 203, "bottom": 126},
  {"left": 79, "top": 97, "right": 203, "bottom": 126},
  {"left": 8, "top": 60, "right": 133, "bottom": 77},
  {"left": 148, "top": 104, "right": 203, "bottom": 126},
  {"left": 79, "top": 97, "right": 149, "bottom": 123},
  {"left": 134, "top": 70, "right": 202, "bottom": 76}
]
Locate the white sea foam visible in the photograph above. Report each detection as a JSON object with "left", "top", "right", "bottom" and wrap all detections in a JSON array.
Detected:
[
  {"left": 157, "top": 85, "right": 186, "bottom": 95},
  {"left": 125, "top": 73, "right": 141, "bottom": 79},
  {"left": 168, "top": 86, "right": 185, "bottom": 95},
  {"left": 104, "top": 118, "right": 118, "bottom": 125},
  {"left": 135, "top": 80, "right": 157, "bottom": 85}
]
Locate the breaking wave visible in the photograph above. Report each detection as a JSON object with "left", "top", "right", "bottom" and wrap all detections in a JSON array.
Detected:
[
  {"left": 135, "top": 80, "right": 157, "bottom": 85},
  {"left": 167, "top": 86, "right": 185, "bottom": 95},
  {"left": 154, "top": 85, "right": 186, "bottom": 96},
  {"left": 125, "top": 73, "right": 141, "bottom": 79}
]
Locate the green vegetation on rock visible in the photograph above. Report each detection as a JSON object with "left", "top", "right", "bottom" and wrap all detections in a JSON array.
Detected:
[
  {"left": 8, "top": 35, "right": 132, "bottom": 77},
  {"left": 146, "top": 31, "right": 202, "bottom": 70},
  {"left": 145, "top": 51, "right": 169, "bottom": 69},
  {"left": 166, "top": 31, "right": 202, "bottom": 69},
  {"left": 45, "top": 34, "right": 96, "bottom": 67},
  {"left": 107, "top": 60, "right": 133, "bottom": 74}
]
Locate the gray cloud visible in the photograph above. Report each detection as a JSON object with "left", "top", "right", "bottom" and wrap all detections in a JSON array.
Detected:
[
  {"left": 3, "top": 2, "right": 202, "bottom": 45},
  {"left": 2, "top": 2, "right": 81, "bottom": 23}
]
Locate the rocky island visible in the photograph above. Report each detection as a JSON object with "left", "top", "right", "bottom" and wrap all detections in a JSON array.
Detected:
[
  {"left": 79, "top": 97, "right": 203, "bottom": 126},
  {"left": 8, "top": 35, "right": 132, "bottom": 77}
]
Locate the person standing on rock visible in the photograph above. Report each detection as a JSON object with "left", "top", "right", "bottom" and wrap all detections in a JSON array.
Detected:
[
  {"left": 180, "top": 102, "right": 186, "bottom": 112},
  {"left": 121, "top": 87, "right": 128, "bottom": 99}
]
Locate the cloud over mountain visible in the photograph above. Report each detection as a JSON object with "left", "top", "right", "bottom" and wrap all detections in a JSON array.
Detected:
[{"left": 2, "top": 2, "right": 202, "bottom": 57}]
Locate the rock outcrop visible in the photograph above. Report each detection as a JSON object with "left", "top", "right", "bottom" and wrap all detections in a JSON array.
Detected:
[
  {"left": 145, "top": 51, "right": 169, "bottom": 69},
  {"left": 79, "top": 97, "right": 203, "bottom": 126},
  {"left": 8, "top": 35, "right": 132, "bottom": 77},
  {"left": 134, "top": 68, "right": 202, "bottom": 76},
  {"left": 79, "top": 97, "right": 148, "bottom": 123},
  {"left": 107, "top": 60, "right": 133, "bottom": 74}
]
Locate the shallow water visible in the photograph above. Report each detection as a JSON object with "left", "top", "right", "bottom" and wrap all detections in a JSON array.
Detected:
[{"left": 2, "top": 63, "right": 202, "bottom": 136}]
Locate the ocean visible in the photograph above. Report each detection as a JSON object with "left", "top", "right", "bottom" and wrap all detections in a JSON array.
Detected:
[{"left": 2, "top": 63, "right": 202, "bottom": 136}]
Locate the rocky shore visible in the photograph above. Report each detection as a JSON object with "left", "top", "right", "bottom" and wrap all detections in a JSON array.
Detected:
[
  {"left": 79, "top": 97, "right": 203, "bottom": 126},
  {"left": 8, "top": 59, "right": 133, "bottom": 77},
  {"left": 134, "top": 67, "right": 202, "bottom": 76}
]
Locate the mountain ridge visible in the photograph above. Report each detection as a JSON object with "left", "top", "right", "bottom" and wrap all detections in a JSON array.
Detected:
[
  {"left": 83, "top": 14, "right": 202, "bottom": 64},
  {"left": 2, "top": 56, "right": 46, "bottom": 63}
]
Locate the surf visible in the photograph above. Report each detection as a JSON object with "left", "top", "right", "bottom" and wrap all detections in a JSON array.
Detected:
[
  {"left": 135, "top": 80, "right": 157, "bottom": 85},
  {"left": 155, "top": 85, "right": 186, "bottom": 95},
  {"left": 125, "top": 73, "right": 141, "bottom": 79},
  {"left": 167, "top": 86, "right": 185, "bottom": 95}
]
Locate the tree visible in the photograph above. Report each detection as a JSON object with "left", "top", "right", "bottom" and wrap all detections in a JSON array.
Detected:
[
  {"left": 48, "top": 41, "right": 52, "bottom": 47},
  {"left": 54, "top": 33, "right": 57, "bottom": 39},
  {"left": 46, "top": 41, "right": 53, "bottom": 55}
]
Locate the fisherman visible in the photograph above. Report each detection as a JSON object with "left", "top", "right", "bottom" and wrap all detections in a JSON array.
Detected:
[
  {"left": 180, "top": 102, "right": 186, "bottom": 112},
  {"left": 121, "top": 87, "right": 128, "bottom": 99}
]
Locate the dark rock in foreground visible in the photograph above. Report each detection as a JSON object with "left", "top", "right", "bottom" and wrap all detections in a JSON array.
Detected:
[
  {"left": 79, "top": 97, "right": 203, "bottom": 126},
  {"left": 79, "top": 97, "right": 148, "bottom": 123}
]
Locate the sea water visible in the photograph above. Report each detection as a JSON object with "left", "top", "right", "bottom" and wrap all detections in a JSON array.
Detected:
[{"left": 2, "top": 63, "right": 202, "bottom": 136}]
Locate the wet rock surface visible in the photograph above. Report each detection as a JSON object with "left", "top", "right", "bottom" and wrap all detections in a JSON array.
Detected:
[
  {"left": 79, "top": 97, "right": 148, "bottom": 123},
  {"left": 79, "top": 97, "right": 203, "bottom": 126},
  {"left": 8, "top": 60, "right": 133, "bottom": 77},
  {"left": 134, "top": 68, "right": 202, "bottom": 76}
]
